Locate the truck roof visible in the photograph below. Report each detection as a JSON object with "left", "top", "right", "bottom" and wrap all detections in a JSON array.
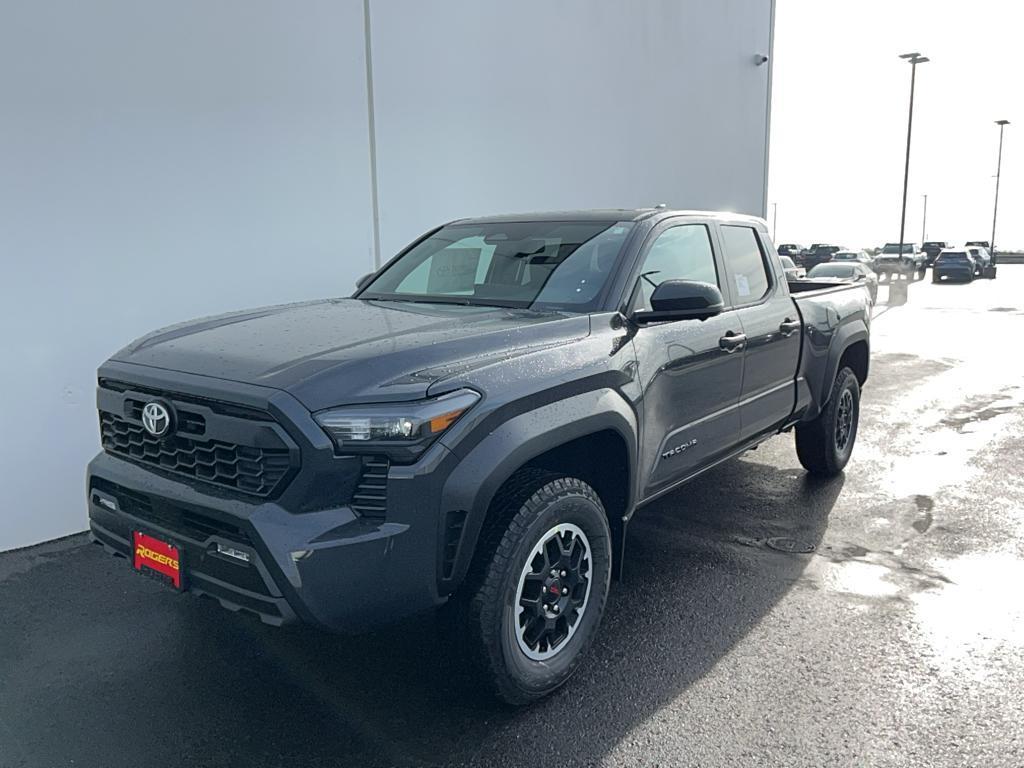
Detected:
[{"left": 452, "top": 209, "right": 768, "bottom": 227}]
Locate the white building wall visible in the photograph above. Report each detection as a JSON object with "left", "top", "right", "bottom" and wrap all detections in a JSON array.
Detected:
[
  {"left": 0, "top": 0, "right": 773, "bottom": 551},
  {"left": 371, "top": 0, "right": 774, "bottom": 258}
]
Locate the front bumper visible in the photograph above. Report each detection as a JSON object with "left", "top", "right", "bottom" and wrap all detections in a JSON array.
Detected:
[{"left": 88, "top": 450, "right": 451, "bottom": 631}]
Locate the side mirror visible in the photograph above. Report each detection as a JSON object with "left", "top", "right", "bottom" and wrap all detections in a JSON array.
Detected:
[
  {"left": 355, "top": 273, "right": 374, "bottom": 291},
  {"left": 632, "top": 280, "right": 724, "bottom": 324}
]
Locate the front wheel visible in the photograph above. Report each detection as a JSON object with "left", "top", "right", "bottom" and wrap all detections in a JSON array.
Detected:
[
  {"left": 795, "top": 366, "right": 861, "bottom": 477},
  {"left": 461, "top": 470, "right": 612, "bottom": 705}
]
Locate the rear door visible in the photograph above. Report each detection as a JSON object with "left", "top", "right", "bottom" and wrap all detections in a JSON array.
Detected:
[
  {"left": 629, "top": 218, "right": 744, "bottom": 498},
  {"left": 717, "top": 223, "right": 802, "bottom": 441}
]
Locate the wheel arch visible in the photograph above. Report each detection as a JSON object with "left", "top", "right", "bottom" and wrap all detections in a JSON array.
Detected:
[
  {"left": 437, "top": 389, "right": 638, "bottom": 595},
  {"left": 802, "top": 325, "right": 870, "bottom": 421},
  {"left": 838, "top": 338, "right": 869, "bottom": 386}
]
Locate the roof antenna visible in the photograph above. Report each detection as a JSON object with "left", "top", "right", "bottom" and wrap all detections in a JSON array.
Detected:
[{"left": 653, "top": 203, "right": 668, "bottom": 209}]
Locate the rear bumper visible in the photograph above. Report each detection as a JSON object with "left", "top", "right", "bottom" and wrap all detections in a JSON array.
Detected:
[
  {"left": 874, "top": 261, "right": 915, "bottom": 273},
  {"left": 933, "top": 268, "right": 973, "bottom": 281},
  {"left": 87, "top": 449, "right": 450, "bottom": 632}
]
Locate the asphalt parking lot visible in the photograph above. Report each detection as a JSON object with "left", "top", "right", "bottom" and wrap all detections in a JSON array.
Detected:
[{"left": 2, "top": 267, "right": 1023, "bottom": 768}]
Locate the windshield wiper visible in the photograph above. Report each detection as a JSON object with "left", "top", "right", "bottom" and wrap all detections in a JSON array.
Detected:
[{"left": 367, "top": 295, "right": 474, "bottom": 306}]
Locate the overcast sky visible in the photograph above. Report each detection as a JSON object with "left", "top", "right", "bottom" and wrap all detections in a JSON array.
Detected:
[{"left": 767, "top": 0, "right": 1022, "bottom": 250}]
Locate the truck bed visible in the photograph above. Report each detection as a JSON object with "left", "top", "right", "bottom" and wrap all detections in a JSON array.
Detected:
[
  {"left": 788, "top": 277, "right": 872, "bottom": 423},
  {"left": 787, "top": 278, "right": 868, "bottom": 296}
]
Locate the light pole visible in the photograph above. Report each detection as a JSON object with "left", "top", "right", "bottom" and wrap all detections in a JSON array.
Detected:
[
  {"left": 897, "top": 52, "right": 929, "bottom": 276},
  {"left": 991, "top": 120, "right": 1010, "bottom": 262},
  {"left": 921, "top": 194, "right": 928, "bottom": 243},
  {"left": 772, "top": 202, "right": 778, "bottom": 241}
]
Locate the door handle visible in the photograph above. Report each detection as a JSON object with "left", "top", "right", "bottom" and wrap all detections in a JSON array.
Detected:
[
  {"left": 719, "top": 332, "right": 747, "bottom": 353},
  {"left": 779, "top": 318, "right": 801, "bottom": 336}
]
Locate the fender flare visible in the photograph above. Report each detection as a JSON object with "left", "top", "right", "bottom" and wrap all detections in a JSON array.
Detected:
[
  {"left": 812, "top": 325, "right": 869, "bottom": 417},
  {"left": 436, "top": 388, "right": 638, "bottom": 593}
]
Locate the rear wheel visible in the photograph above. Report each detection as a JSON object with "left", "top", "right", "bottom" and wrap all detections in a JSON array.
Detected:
[
  {"left": 459, "top": 470, "right": 612, "bottom": 705},
  {"left": 795, "top": 366, "right": 860, "bottom": 477}
]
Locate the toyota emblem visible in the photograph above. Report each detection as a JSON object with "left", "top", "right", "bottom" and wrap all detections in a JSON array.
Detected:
[{"left": 141, "top": 401, "right": 172, "bottom": 437}]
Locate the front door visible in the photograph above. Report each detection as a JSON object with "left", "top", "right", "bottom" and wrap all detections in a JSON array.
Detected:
[{"left": 630, "top": 220, "right": 745, "bottom": 499}]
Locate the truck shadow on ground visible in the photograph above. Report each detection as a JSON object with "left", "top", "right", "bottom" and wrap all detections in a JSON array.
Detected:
[
  {"left": 0, "top": 457, "right": 843, "bottom": 768},
  {"left": 185, "top": 457, "right": 843, "bottom": 767}
]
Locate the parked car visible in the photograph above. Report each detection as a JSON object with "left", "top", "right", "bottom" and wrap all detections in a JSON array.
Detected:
[
  {"left": 873, "top": 242, "right": 926, "bottom": 279},
  {"left": 966, "top": 240, "right": 996, "bottom": 265},
  {"left": 802, "top": 243, "right": 844, "bottom": 269},
  {"left": 780, "top": 254, "right": 806, "bottom": 280},
  {"left": 965, "top": 246, "right": 992, "bottom": 275},
  {"left": 921, "top": 241, "right": 948, "bottom": 266},
  {"left": 831, "top": 249, "right": 874, "bottom": 267},
  {"left": 777, "top": 243, "right": 805, "bottom": 259},
  {"left": 807, "top": 261, "right": 878, "bottom": 304},
  {"left": 87, "top": 209, "right": 871, "bottom": 704},
  {"left": 932, "top": 249, "right": 976, "bottom": 283}
]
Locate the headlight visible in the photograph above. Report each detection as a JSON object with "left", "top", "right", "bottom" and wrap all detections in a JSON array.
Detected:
[{"left": 314, "top": 389, "right": 480, "bottom": 462}]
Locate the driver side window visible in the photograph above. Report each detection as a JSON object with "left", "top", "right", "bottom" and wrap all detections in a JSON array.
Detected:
[{"left": 634, "top": 224, "right": 718, "bottom": 311}]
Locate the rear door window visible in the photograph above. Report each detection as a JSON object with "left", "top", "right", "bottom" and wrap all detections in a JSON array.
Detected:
[{"left": 720, "top": 225, "right": 771, "bottom": 303}]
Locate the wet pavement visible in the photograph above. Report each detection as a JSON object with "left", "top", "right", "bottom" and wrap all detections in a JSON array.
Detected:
[{"left": 2, "top": 268, "right": 1023, "bottom": 767}]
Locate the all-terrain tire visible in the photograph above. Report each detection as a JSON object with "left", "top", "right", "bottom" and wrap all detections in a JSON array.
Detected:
[
  {"left": 458, "top": 469, "right": 612, "bottom": 705},
  {"left": 795, "top": 366, "right": 861, "bottom": 477}
]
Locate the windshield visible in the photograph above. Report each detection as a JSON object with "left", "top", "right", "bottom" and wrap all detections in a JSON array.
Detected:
[
  {"left": 833, "top": 252, "right": 857, "bottom": 259},
  {"left": 881, "top": 243, "right": 915, "bottom": 254},
  {"left": 360, "top": 221, "right": 634, "bottom": 311},
  {"left": 938, "top": 251, "right": 969, "bottom": 262},
  {"left": 809, "top": 264, "right": 856, "bottom": 278}
]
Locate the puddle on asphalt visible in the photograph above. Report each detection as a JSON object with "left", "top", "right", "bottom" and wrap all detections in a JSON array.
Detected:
[
  {"left": 816, "top": 558, "right": 903, "bottom": 598},
  {"left": 863, "top": 387, "right": 1024, "bottom": 500},
  {"left": 909, "top": 551, "right": 1024, "bottom": 681},
  {"left": 801, "top": 546, "right": 947, "bottom": 600}
]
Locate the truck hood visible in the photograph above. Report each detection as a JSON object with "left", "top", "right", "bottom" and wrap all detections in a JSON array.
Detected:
[{"left": 112, "top": 299, "right": 591, "bottom": 411}]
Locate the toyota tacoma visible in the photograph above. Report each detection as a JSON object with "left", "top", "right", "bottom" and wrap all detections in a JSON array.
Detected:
[{"left": 88, "top": 209, "right": 871, "bottom": 704}]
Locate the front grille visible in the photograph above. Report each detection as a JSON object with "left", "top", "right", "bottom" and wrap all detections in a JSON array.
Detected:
[
  {"left": 350, "top": 456, "right": 389, "bottom": 518},
  {"left": 100, "top": 412, "right": 291, "bottom": 497},
  {"left": 124, "top": 398, "right": 206, "bottom": 435},
  {"left": 100, "top": 378, "right": 272, "bottom": 422},
  {"left": 91, "top": 478, "right": 252, "bottom": 545}
]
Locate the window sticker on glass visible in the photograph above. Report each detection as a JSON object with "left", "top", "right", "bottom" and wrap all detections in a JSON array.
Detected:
[
  {"left": 426, "top": 248, "right": 480, "bottom": 294},
  {"left": 735, "top": 273, "right": 751, "bottom": 297}
]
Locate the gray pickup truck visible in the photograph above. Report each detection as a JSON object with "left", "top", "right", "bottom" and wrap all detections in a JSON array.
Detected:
[{"left": 87, "top": 209, "right": 871, "bottom": 704}]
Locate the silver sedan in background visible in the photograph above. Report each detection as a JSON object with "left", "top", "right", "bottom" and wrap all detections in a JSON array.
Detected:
[
  {"left": 808, "top": 261, "right": 879, "bottom": 304},
  {"left": 831, "top": 249, "right": 875, "bottom": 267}
]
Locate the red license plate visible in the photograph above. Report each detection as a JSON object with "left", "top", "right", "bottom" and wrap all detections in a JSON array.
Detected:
[{"left": 132, "top": 531, "right": 183, "bottom": 589}]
